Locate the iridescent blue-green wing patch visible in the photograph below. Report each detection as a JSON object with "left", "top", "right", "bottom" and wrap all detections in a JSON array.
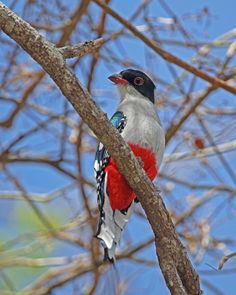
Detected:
[{"left": 110, "top": 111, "right": 126, "bottom": 130}]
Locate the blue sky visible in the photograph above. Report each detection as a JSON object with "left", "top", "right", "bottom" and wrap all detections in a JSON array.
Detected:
[{"left": 1, "top": 0, "right": 236, "bottom": 294}]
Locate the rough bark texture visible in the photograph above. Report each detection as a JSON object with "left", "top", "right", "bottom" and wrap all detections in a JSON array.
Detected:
[{"left": 0, "top": 3, "right": 202, "bottom": 294}]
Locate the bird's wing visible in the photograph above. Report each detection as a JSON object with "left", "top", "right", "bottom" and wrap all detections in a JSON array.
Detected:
[
  {"left": 94, "top": 111, "right": 126, "bottom": 211},
  {"left": 94, "top": 111, "right": 134, "bottom": 262},
  {"left": 94, "top": 111, "right": 126, "bottom": 176}
]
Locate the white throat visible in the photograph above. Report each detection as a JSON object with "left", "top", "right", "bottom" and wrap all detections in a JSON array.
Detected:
[{"left": 117, "top": 84, "right": 150, "bottom": 103}]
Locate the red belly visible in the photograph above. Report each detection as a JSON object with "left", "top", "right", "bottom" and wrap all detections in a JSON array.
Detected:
[{"left": 105, "top": 144, "right": 158, "bottom": 210}]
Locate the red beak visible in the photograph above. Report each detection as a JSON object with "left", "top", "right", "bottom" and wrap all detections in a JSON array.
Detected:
[{"left": 108, "top": 74, "right": 128, "bottom": 85}]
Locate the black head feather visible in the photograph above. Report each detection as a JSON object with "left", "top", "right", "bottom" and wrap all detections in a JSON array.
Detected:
[{"left": 120, "top": 69, "right": 156, "bottom": 103}]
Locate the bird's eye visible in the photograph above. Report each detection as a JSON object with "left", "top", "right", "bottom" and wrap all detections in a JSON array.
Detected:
[{"left": 134, "top": 77, "right": 144, "bottom": 86}]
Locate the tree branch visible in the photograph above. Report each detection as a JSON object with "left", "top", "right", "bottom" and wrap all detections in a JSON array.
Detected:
[
  {"left": 218, "top": 252, "right": 236, "bottom": 270},
  {"left": 0, "top": 3, "right": 201, "bottom": 294},
  {"left": 164, "top": 138, "right": 236, "bottom": 163},
  {"left": 58, "top": 38, "right": 104, "bottom": 59}
]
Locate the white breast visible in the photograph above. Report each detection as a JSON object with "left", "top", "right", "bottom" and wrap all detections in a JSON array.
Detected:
[{"left": 116, "top": 91, "right": 165, "bottom": 167}]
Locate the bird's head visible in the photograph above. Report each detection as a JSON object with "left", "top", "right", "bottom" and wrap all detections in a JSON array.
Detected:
[{"left": 108, "top": 69, "right": 156, "bottom": 103}]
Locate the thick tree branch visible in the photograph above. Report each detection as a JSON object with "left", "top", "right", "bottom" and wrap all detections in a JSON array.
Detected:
[{"left": 0, "top": 3, "right": 201, "bottom": 294}]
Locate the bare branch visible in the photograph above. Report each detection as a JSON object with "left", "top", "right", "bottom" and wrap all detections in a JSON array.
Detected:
[
  {"left": 59, "top": 38, "right": 104, "bottom": 59},
  {"left": 164, "top": 139, "right": 236, "bottom": 163},
  {"left": 218, "top": 252, "right": 236, "bottom": 270}
]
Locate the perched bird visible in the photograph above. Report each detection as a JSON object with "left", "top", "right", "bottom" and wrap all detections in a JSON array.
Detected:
[{"left": 94, "top": 69, "right": 165, "bottom": 262}]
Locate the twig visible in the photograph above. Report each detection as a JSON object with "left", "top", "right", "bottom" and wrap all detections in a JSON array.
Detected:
[
  {"left": 0, "top": 256, "right": 74, "bottom": 268},
  {"left": 0, "top": 183, "right": 76, "bottom": 202},
  {"left": 164, "top": 138, "right": 236, "bottom": 162},
  {"left": 218, "top": 252, "right": 236, "bottom": 270}
]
